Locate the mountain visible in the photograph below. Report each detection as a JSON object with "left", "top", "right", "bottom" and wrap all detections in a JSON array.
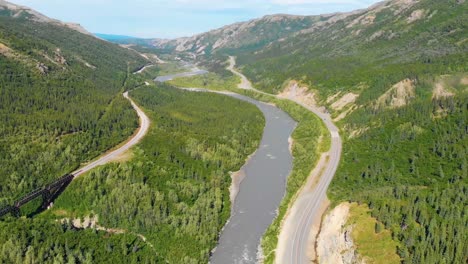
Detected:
[
  {"left": 147, "top": 1, "right": 467, "bottom": 263},
  {"left": 0, "top": 1, "right": 158, "bottom": 261},
  {"left": 0, "top": 0, "right": 147, "bottom": 204},
  {"left": 152, "top": 14, "right": 322, "bottom": 55},
  {"left": 95, "top": 33, "right": 140, "bottom": 41},
  {"left": 152, "top": 0, "right": 466, "bottom": 94},
  {"left": 0, "top": 0, "right": 92, "bottom": 36},
  {"left": 237, "top": 0, "right": 468, "bottom": 94}
]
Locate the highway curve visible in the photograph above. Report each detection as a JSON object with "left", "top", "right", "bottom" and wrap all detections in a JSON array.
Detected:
[
  {"left": 281, "top": 100, "right": 342, "bottom": 264},
  {"left": 72, "top": 91, "right": 150, "bottom": 177},
  {"left": 227, "top": 57, "right": 342, "bottom": 264}
]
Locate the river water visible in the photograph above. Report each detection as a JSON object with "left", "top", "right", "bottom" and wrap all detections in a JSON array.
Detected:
[
  {"left": 154, "top": 69, "right": 208, "bottom": 82},
  {"left": 156, "top": 71, "right": 296, "bottom": 264}
]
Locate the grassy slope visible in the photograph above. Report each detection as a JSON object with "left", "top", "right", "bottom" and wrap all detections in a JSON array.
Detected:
[
  {"left": 239, "top": 0, "right": 467, "bottom": 95},
  {"left": 347, "top": 203, "right": 400, "bottom": 264},
  {"left": 168, "top": 73, "right": 240, "bottom": 91}
]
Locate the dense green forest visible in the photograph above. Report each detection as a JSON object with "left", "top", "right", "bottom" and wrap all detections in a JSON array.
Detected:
[
  {"left": 329, "top": 77, "right": 467, "bottom": 263},
  {"left": 5, "top": 84, "right": 262, "bottom": 263},
  {"left": 218, "top": 1, "right": 467, "bottom": 262},
  {"left": 154, "top": 1, "right": 468, "bottom": 262},
  {"left": 1, "top": 0, "right": 466, "bottom": 263},
  {"left": 0, "top": 12, "right": 147, "bottom": 205},
  {"left": 0, "top": 84, "right": 264, "bottom": 263},
  {"left": 0, "top": 218, "right": 161, "bottom": 264}
]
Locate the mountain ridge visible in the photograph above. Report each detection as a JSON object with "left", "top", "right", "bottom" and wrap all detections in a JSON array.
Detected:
[
  {"left": 149, "top": 0, "right": 420, "bottom": 55},
  {"left": 0, "top": 0, "right": 92, "bottom": 36}
]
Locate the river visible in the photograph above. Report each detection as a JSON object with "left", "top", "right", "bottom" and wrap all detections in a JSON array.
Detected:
[
  {"left": 154, "top": 69, "right": 208, "bottom": 82},
  {"left": 155, "top": 71, "right": 296, "bottom": 264}
]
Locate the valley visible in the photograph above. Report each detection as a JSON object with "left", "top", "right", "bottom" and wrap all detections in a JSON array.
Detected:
[{"left": 0, "top": 0, "right": 466, "bottom": 263}]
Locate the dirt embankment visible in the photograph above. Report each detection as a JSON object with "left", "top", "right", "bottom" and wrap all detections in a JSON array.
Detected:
[
  {"left": 432, "top": 82, "right": 454, "bottom": 99},
  {"left": 316, "top": 203, "right": 361, "bottom": 264},
  {"left": 278, "top": 80, "right": 319, "bottom": 110},
  {"left": 330, "top": 93, "right": 359, "bottom": 111},
  {"left": 229, "top": 169, "right": 246, "bottom": 204},
  {"left": 376, "top": 79, "right": 415, "bottom": 109}
]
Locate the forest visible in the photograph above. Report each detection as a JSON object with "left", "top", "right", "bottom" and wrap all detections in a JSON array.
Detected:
[
  {"left": 0, "top": 13, "right": 146, "bottom": 206},
  {"left": 0, "top": 84, "right": 265, "bottom": 263},
  {"left": 329, "top": 77, "right": 467, "bottom": 263},
  {"left": 222, "top": 1, "right": 467, "bottom": 262},
  {"left": 237, "top": 0, "right": 467, "bottom": 95}
]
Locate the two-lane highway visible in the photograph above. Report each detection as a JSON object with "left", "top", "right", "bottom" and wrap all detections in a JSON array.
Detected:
[
  {"left": 72, "top": 91, "right": 150, "bottom": 177},
  {"left": 227, "top": 57, "right": 342, "bottom": 264},
  {"left": 284, "top": 100, "right": 342, "bottom": 264}
]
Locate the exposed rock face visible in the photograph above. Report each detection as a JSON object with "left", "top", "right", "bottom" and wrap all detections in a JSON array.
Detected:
[
  {"left": 330, "top": 93, "right": 359, "bottom": 111},
  {"left": 0, "top": 42, "right": 13, "bottom": 57},
  {"left": 407, "top": 9, "right": 426, "bottom": 23},
  {"left": 54, "top": 49, "right": 67, "bottom": 65},
  {"left": 376, "top": 79, "right": 415, "bottom": 109},
  {"left": 36, "top": 62, "right": 49, "bottom": 74},
  {"left": 317, "top": 203, "right": 362, "bottom": 264},
  {"left": 278, "top": 80, "right": 318, "bottom": 109},
  {"left": 151, "top": 0, "right": 422, "bottom": 57},
  {"left": 152, "top": 14, "right": 317, "bottom": 55},
  {"left": 432, "top": 81, "right": 454, "bottom": 99}
]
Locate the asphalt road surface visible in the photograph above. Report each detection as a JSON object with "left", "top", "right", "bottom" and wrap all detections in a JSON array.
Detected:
[
  {"left": 227, "top": 57, "right": 342, "bottom": 264},
  {"left": 72, "top": 91, "right": 150, "bottom": 177},
  {"left": 283, "top": 100, "right": 342, "bottom": 264}
]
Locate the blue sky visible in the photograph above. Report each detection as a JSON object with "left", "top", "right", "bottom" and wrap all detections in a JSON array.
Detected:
[{"left": 11, "top": 0, "right": 382, "bottom": 39}]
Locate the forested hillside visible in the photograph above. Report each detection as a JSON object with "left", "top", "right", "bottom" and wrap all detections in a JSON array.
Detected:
[
  {"left": 237, "top": 0, "right": 467, "bottom": 94},
  {"left": 0, "top": 84, "right": 265, "bottom": 263},
  {"left": 0, "top": 1, "right": 147, "bottom": 205},
  {"left": 329, "top": 75, "right": 467, "bottom": 263},
  {"left": 230, "top": 0, "right": 467, "bottom": 262},
  {"left": 149, "top": 0, "right": 467, "bottom": 262}
]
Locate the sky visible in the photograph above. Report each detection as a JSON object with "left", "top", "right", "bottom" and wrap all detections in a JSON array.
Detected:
[{"left": 11, "top": 0, "right": 382, "bottom": 39}]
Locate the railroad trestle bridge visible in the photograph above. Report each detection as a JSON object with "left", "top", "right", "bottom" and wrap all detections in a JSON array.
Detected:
[{"left": 0, "top": 173, "right": 75, "bottom": 218}]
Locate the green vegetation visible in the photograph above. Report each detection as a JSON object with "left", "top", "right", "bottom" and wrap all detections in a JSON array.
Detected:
[
  {"left": 160, "top": 70, "right": 329, "bottom": 264},
  {"left": 157, "top": 62, "right": 188, "bottom": 75},
  {"left": 329, "top": 76, "right": 467, "bottom": 263},
  {"left": 0, "top": 218, "right": 160, "bottom": 263},
  {"left": 0, "top": 11, "right": 146, "bottom": 205},
  {"left": 190, "top": 1, "right": 466, "bottom": 262},
  {"left": 34, "top": 84, "right": 264, "bottom": 263},
  {"left": 234, "top": 90, "right": 328, "bottom": 263},
  {"left": 238, "top": 0, "right": 467, "bottom": 95},
  {"left": 168, "top": 72, "right": 240, "bottom": 91},
  {"left": 347, "top": 203, "right": 400, "bottom": 264},
  {"left": 151, "top": 15, "right": 321, "bottom": 55}
]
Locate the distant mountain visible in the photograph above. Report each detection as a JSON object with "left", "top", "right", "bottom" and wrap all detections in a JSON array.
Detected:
[
  {"left": 95, "top": 33, "right": 140, "bottom": 41},
  {"left": 236, "top": 0, "right": 468, "bottom": 93},
  {"left": 152, "top": 0, "right": 466, "bottom": 93},
  {"left": 151, "top": 14, "right": 322, "bottom": 55},
  {"left": 155, "top": 0, "right": 466, "bottom": 94}
]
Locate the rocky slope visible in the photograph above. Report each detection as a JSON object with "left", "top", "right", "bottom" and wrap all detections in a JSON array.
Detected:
[
  {"left": 152, "top": 14, "right": 321, "bottom": 55},
  {"left": 0, "top": 0, "right": 92, "bottom": 36}
]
